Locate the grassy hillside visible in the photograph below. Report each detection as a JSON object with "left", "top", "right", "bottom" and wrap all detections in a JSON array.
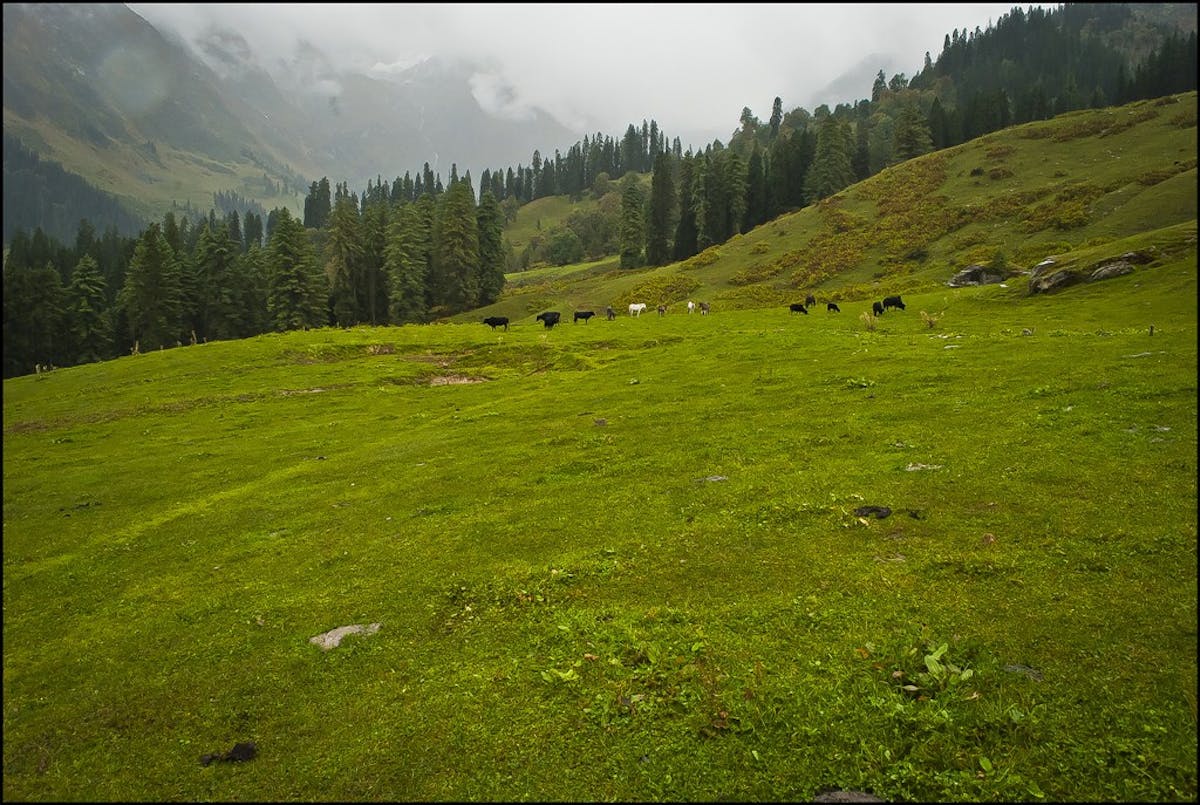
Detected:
[
  {"left": 1, "top": 3, "right": 314, "bottom": 223},
  {"left": 482, "top": 92, "right": 1197, "bottom": 324},
  {"left": 3, "top": 218, "right": 1196, "bottom": 799},
  {"left": 2, "top": 113, "right": 307, "bottom": 224}
]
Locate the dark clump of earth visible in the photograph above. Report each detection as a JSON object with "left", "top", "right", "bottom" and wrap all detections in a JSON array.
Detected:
[
  {"left": 200, "top": 741, "right": 257, "bottom": 766},
  {"left": 854, "top": 505, "right": 892, "bottom": 519}
]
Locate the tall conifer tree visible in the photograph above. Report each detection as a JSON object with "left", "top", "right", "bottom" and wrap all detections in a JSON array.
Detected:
[
  {"left": 118, "top": 222, "right": 182, "bottom": 351},
  {"left": 646, "top": 152, "right": 676, "bottom": 266},
  {"left": 805, "top": 116, "right": 856, "bottom": 201},
  {"left": 324, "top": 194, "right": 365, "bottom": 326},
  {"left": 475, "top": 191, "right": 507, "bottom": 306},
  {"left": 266, "top": 209, "right": 325, "bottom": 331},
  {"left": 67, "top": 253, "right": 111, "bottom": 363},
  {"left": 618, "top": 175, "right": 645, "bottom": 268},
  {"left": 673, "top": 152, "right": 698, "bottom": 261},
  {"left": 384, "top": 197, "right": 434, "bottom": 324},
  {"left": 429, "top": 180, "right": 480, "bottom": 311}
]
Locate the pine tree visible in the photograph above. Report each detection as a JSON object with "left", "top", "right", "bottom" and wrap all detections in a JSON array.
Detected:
[
  {"left": 66, "top": 253, "right": 111, "bottom": 363},
  {"left": 226, "top": 210, "right": 244, "bottom": 253},
  {"left": 621, "top": 125, "right": 641, "bottom": 177},
  {"left": 384, "top": 197, "right": 433, "bottom": 324},
  {"left": 244, "top": 211, "right": 264, "bottom": 250},
  {"left": 3, "top": 259, "right": 69, "bottom": 376},
  {"left": 867, "top": 112, "right": 896, "bottom": 176},
  {"left": 927, "top": 97, "right": 949, "bottom": 148},
  {"left": 618, "top": 175, "right": 645, "bottom": 268},
  {"left": 852, "top": 115, "right": 871, "bottom": 181},
  {"left": 236, "top": 245, "right": 269, "bottom": 337},
  {"left": 75, "top": 218, "right": 97, "bottom": 260},
  {"left": 266, "top": 208, "right": 325, "bottom": 331},
  {"left": 429, "top": 179, "right": 480, "bottom": 312},
  {"left": 744, "top": 144, "right": 768, "bottom": 231},
  {"left": 725, "top": 150, "right": 748, "bottom": 237},
  {"left": 805, "top": 116, "right": 856, "bottom": 201},
  {"left": 893, "top": 104, "right": 934, "bottom": 163},
  {"left": 872, "top": 70, "right": 888, "bottom": 103},
  {"left": 765, "top": 136, "right": 790, "bottom": 219},
  {"left": 117, "top": 223, "right": 182, "bottom": 351},
  {"left": 161, "top": 211, "right": 182, "bottom": 255},
  {"left": 475, "top": 191, "right": 507, "bottom": 306},
  {"left": 194, "top": 220, "right": 242, "bottom": 340},
  {"left": 645, "top": 152, "right": 676, "bottom": 266},
  {"left": 304, "top": 181, "right": 319, "bottom": 227},
  {"left": 673, "top": 152, "right": 699, "bottom": 261},
  {"left": 324, "top": 194, "right": 365, "bottom": 327},
  {"left": 693, "top": 153, "right": 713, "bottom": 250},
  {"left": 769, "top": 97, "right": 783, "bottom": 142},
  {"left": 360, "top": 200, "right": 388, "bottom": 325},
  {"left": 315, "top": 178, "right": 332, "bottom": 228}
]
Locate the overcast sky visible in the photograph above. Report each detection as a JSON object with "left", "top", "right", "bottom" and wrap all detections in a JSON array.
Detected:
[{"left": 129, "top": 3, "right": 1033, "bottom": 146}]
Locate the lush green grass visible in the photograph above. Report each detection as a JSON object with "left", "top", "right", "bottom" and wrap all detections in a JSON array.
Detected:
[{"left": 4, "top": 241, "right": 1196, "bottom": 800}]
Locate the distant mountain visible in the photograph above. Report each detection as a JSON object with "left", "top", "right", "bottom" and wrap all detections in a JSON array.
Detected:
[
  {"left": 806, "top": 52, "right": 904, "bottom": 110},
  {"left": 2, "top": 2, "right": 317, "bottom": 239},
  {"left": 2, "top": 2, "right": 580, "bottom": 242}
]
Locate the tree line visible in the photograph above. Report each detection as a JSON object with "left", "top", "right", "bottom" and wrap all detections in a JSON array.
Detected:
[
  {"left": 3, "top": 173, "right": 506, "bottom": 378},
  {"left": 4, "top": 3, "right": 1195, "bottom": 377}
]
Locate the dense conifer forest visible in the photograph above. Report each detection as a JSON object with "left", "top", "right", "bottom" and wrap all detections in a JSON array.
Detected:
[{"left": 3, "top": 2, "right": 1195, "bottom": 378}]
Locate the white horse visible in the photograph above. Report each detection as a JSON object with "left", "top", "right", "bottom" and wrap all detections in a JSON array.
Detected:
[
  {"left": 687, "top": 300, "right": 696, "bottom": 314},
  {"left": 628, "top": 302, "right": 647, "bottom": 317}
]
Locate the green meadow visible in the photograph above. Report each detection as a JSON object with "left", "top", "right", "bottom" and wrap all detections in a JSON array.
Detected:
[
  {"left": 4, "top": 94, "right": 1198, "bottom": 802},
  {"left": 4, "top": 257, "right": 1196, "bottom": 801}
]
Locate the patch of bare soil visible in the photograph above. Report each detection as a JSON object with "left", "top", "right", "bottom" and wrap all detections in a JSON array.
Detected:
[{"left": 429, "top": 375, "right": 488, "bottom": 385}]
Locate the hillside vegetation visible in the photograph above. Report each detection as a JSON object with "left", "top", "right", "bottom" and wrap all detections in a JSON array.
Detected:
[
  {"left": 3, "top": 208, "right": 1196, "bottom": 800},
  {"left": 474, "top": 92, "right": 1197, "bottom": 324},
  {"left": 4, "top": 85, "right": 1197, "bottom": 802}
]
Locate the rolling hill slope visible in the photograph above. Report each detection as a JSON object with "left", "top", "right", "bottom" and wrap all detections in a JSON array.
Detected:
[
  {"left": 3, "top": 221, "right": 1196, "bottom": 800},
  {"left": 475, "top": 92, "right": 1197, "bottom": 324}
]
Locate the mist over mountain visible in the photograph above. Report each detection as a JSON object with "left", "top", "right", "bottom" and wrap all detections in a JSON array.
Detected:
[
  {"left": 4, "top": 1, "right": 1195, "bottom": 247},
  {"left": 177, "top": 17, "right": 583, "bottom": 186},
  {"left": 2, "top": 1, "right": 584, "bottom": 235}
]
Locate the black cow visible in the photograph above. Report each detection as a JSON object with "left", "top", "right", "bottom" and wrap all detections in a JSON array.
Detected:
[
  {"left": 605, "top": 306, "right": 616, "bottom": 321},
  {"left": 872, "top": 301, "right": 885, "bottom": 316},
  {"left": 574, "top": 310, "right": 595, "bottom": 323},
  {"left": 657, "top": 305, "right": 667, "bottom": 316},
  {"left": 482, "top": 316, "right": 509, "bottom": 331},
  {"left": 827, "top": 303, "right": 841, "bottom": 313},
  {"left": 882, "top": 295, "right": 906, "bottom": 311},
  {"left": 699, "top": 302, "right": 711, "bottom": 315},
  {"left": 536, "top": 311, "right": 561, "bottom": 329},
  {"left": 789, "top": 303, "right": 808, "bottom": 315},
  {"left": 805, "top": 294, "right": 816, "bottom": 308}
]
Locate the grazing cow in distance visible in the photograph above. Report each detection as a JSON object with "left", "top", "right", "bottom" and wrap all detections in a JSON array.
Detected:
[
  {"left": 789, "top": 303, "right": 809, "bottom": 315},
  {"left": 482, "top": 316, "right": 509, "bottom": 331},
  {"left": 805, "top": 294, "right": 816, "bottom": 308},
  {"left": 699, "top": 302, "right": 711, "bottom": 315},
  {"left": 629, "top": 303, "right": 647, "bottom": 317},
  {"left": 574, "top": 310, "right": 595, "bottom": 323},
  {"left": 872, "top": 301, "right": 885, "bottom": 316},
  {"left": 883, "top": 295, "right": 906, "bottom": 311},
  {"left": 657, "top": 304, "right": 667, "bottom": 316},
  {"left": 536, "top": 311, "right": 561, "bottom": 329},
  {"left": 606, "top": 306, "right": 616, "bottom": 321},
  {"left": 687, "top": 300, "right": 696, "bottom": 314},
  {"left": 827, "top": 303, "right": 841, "bottom": 313}
]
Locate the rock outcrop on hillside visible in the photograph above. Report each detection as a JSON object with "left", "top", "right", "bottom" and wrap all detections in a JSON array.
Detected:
[
  {"left": 1027, "top": 250, "right": 1155, "bottom": 294},
  {"left": 946, "top": 264, "right": 1014, "bottom": 287}
]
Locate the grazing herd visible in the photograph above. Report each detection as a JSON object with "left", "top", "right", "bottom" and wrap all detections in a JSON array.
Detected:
[{"left": 484, "top": 295, "right": 903, "bottom": 331}]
